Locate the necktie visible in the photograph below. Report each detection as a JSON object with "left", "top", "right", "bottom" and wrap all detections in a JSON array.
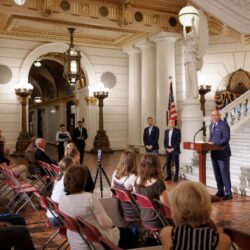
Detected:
[{"left": 212, "top": 122, "right": 217, "bottom": 132}]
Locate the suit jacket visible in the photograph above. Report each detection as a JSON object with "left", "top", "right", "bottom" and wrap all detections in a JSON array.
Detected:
[
  {"left": 35, "top": 148, "right": 55, "bottom": 165},
  {"left": 73, "top": 127, "right": 88, "bottom": 147},
  {"left": 143, "top": 126, "right": 159, "bottom": 151},
  {"left": 209, "top": 119, "right": 231, "bottom": 160},
  {"left": 164, "top": 128, "right": 181, "bottom": 153}
]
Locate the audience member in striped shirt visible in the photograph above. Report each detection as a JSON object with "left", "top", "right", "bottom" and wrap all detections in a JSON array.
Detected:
[{"left": 160, "top": 181, "right": 231, "bottom": 250}]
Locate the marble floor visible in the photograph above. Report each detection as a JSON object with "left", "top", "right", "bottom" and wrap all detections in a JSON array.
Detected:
[{"left": 2, "top": 145, "right": 250, "bottom": 249}]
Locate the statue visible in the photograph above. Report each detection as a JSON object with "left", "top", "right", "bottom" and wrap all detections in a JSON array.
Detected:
[{"left": 183, "top": 9, "right": 209, "bottom": 99}]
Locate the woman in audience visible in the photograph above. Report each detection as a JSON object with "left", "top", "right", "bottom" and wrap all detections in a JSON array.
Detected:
[
  {"left": 133, "top": 154, "right": 169, "bottom": 228},
  {"left": 59, "top": 166, "right": 119, "bottom": 250},
  {"left": 0, "top": 141, "right": 33, "bottom": 181},
  {"left": 46, "top": 157, "right": 74, "bottom": 226},
  {"left": 111, "top": 150, "right": 138, "bottom": 219},
  {"left": 160, "top": 181, "right": 231, "bottom": 250},
  {"left": 111, "top": 150, "right": 137, "bottom": 190},
  {"left": 64, "top": 142, "right": 94, "bottom": 192}
]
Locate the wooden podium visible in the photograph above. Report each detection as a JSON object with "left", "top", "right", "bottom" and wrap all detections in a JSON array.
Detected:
[{"left": 183, "top": 142, "right": 222, "bottom": 185}]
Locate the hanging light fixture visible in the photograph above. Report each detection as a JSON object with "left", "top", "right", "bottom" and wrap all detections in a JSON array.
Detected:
[
  {"left": 34, "top": 96, "right": 42, "bottom": 103},
  {"left": 13, "top": 0, "right": 26, "bottom": 5},
  {"left": 178, "top": 6, "right": 199, "bottom": 27},
  {"left": 64, "top": 28, "right": 81, "bottom": 86}
]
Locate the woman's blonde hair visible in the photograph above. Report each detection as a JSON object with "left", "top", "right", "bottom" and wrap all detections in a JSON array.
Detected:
[
  {"left": 171, "top": 181, "right": 212, "bottom": 227},
  {"left": 64, "top": 142, "right": 79, "bottom": 158},
  {"left": 115, "top": 150, "right": 137, "bottom": 179},
  {"left": 138, "top": 154, "right": 163, "bottom": 186},
  {"left": 57, "top": 157, "right": 74, "bottom": 181}
]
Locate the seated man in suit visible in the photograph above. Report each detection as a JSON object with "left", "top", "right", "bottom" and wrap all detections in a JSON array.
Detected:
[
  {"left": 164, "top": 119, "right": 181, "bottom": 182},
  {"left": 35, "top": 138, "right": 56, "bottom": 175},
  {"left": 25, "top": 136, "right": 39, "bottom": 174}
]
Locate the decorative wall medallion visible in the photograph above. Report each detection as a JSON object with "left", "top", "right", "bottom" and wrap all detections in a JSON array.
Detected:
[
  {"left": 99, "top": 6, "right": 109, "bottom": 17},
  {"left": 134, "top": 11, "right": 143, "bottom": 22},
  {"left": 0, "top": 65, "right": 12, "bottom": 84},
  {"left": 101, "top": 72, "right": 117, "bottom": 89},
  {"left": 60, "top": 0, "right": 71, "bottom": 11},
  {"left": 169, "top": 16, "right": 177, "bottom": 27}
]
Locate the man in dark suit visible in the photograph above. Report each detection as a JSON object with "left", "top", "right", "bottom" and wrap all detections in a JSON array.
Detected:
[
  {"left": 73, "top": 119, "right": 88, "bottom": 164},
  {"left": 35, "top": 138, "right": 56, "bottom": 175},
  {"left": 143, "top": 117, "right": 159, "bottom": 154},
  {"left": 164, "top": 119, "right": 181, "bottom": 182},
  {"left": 209, "top": 110, "right": 232, "bottom": 200}
]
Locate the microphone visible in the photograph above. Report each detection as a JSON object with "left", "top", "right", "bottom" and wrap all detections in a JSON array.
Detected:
[{"left": 193, "top": 125, "right": 206, "bottom": 143}]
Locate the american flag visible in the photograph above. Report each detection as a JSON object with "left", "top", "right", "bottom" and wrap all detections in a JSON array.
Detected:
[{"left": 167, "top": 78, "right": 177, "bottom": 124}]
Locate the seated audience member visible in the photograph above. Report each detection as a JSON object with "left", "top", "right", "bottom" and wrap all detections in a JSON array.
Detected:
[
  {"left": 0, "top": 222, "right": 35, "bottom": 250},
  {"left": 133, "top": 154, "right": 169, "bottom": 228},
  {"left": 64, "top": 142, "right": 94, "bottom": 192},
  {"left": 0, "top": 128, "right": 10, "bottom": 159},
  {"left": 111, "top": 150, "right": 138, "bottom": 219},
  {"left": 25, "top": 136, "right": 39, "bottom": 174},
  {"left": 0, "top": 213, "right": 26, "bottom": 225},
  {"left": 111, "top": 150, "right": 137, "bottom": 190},
  {"left": 35, "top": 138, "right": 56, "bottom": 164},
  {"left": 0, "top": 141, "right": 33, "bottom": 181},
  {"left": 160, "top": 181, "right": 231, "bottom": 250},
  {"left": 35, "top": 138, "right": 57, "bottom": 175},
  {"left": 59, "top": 166, "right": 119, "bottom": 250},
  {"left": 46, "top": 157, "right": 74, "bottom": 226}
]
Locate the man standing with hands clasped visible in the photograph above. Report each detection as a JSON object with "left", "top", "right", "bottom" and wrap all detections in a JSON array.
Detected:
[
  {"left": 143, "top": 117, "right": 159, "bottom": 154},
  {"left": 164, "top": 119, "right": 181, "bottom": 182},
  {"left": 209, "top": 110, "right": 232, "bottom": 200},
  {"left": 73, "top": 119, "right": 88, "bottom": 164}
]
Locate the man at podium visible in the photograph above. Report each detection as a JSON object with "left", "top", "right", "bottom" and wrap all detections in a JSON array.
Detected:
[{"left": 209, "top": 110, "right": 232, "bottom": 200}]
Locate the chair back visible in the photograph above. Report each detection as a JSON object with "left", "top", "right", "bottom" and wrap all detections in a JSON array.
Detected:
[
  {"left": 57, "top": 211, "right": 92, "bottom": 249},
  {"left": 77, "top": 216, "right": 122, "bottom": 250},
  {"left": 46, "top": 197, "right": 59, "bottom": 213},
  {"left": 76, "top": 216, "right": 102, "bottom": 242},
  {"left": 111, "top": 187, "right": 140, "bottom": 221},
  {"left": 131, "top": 192, "right": 169, "bottom": 227},
  {"left": 224, "top": 227, "right": 250, "bottom": 250}
]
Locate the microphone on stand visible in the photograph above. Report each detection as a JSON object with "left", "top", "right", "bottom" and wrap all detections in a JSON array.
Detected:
[{"left": 193, "top": 125, "right": 206, "bottom": 143}]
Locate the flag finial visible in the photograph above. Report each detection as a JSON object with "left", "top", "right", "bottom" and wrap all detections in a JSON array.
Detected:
[{"left": 169, "top": 76, "right": 173, "bottom": 81}]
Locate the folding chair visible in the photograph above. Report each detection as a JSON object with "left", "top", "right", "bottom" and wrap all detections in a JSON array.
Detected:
[
  {"left": 131, "top": 191, "right": 170, "bottom": 245},
  {"left": 131, "top": 192, "right": 169, "bottom": 228},
  {"left": 0, "top": 165, "right": 40, "bottom": 213},
  {"left": 224, "top": 227, "right": 250, "bottom": 250},
  {"left": 153, "top": 199, "right": 174, "bottom": 226},
  {"left": 111, "top": 187, "right": 140, "bottom": 222},
  {"left": 34, "top": 193, "right": 68, "bottom": 250},
  {"left": 76, "top": 216, "right": 122, "bottom": 250},
  {"left": 57, "top": 210, "right": 92, "bottom": 249}
]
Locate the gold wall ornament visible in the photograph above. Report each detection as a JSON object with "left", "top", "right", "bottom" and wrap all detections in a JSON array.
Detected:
[
  {"left": 73, "top": 98, "right": 80, "bottom": 106},
  {"left": 43, "top": 0, "right": 55, "bottom": 17},
  {"left": 84, "top": 96, "right": 97, "bottom": 105}
]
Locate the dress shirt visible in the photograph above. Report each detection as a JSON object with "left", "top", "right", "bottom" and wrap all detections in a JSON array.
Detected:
[
  {"left": 168, "top": 129, "right": 173, "bottom": 147},
  {"left": 149, "top": 126, "right": 153, "bottom": 136}
]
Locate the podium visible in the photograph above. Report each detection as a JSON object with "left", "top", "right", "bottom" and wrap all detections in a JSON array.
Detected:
[{"left": 183, "top": 142, "right": 222, "bottom": 185}]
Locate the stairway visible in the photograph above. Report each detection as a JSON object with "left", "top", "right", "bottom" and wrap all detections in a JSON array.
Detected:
[{"left": 182, "top": 90, "right": 250, "bottom": 196}]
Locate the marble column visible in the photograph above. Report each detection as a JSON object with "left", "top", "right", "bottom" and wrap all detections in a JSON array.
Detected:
[
  {"left": 124, "top": 47, "right": 141, "bottom": 147},
  {"left": 151, "top": 32, "right": 180, "bottom": 153},
  {"left": 136, "top": 40, "right": 156, "bottom": 143}
]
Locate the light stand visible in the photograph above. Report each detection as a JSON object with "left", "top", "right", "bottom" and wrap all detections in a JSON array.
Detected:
[
  {"left": 13, "top": 83, "right": 33, "bottom": 156},
  {"left": 91, "top": 90, "right": 113, "bottom": 153}
]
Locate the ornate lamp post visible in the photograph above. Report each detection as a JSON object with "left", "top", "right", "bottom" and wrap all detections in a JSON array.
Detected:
[
  {"left": 14, "top": 82, "right": 33, "bottom": 156},
  {"left": 92, "top": 88, "right": 112, "bottom": 153},
  {"left": 199, "top": 85, "right": 211, "bottom": 136}
]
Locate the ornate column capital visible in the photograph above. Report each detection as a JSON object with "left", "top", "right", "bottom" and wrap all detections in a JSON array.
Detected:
[
  {"left": 123, "top": 46, "right": 141, "bottom": 55},
  {"left": 150, "top": 31, "right": 181, "bottom": 43},
  {"left": 135, "top": 39, "right": 155, "bottom": 50}
]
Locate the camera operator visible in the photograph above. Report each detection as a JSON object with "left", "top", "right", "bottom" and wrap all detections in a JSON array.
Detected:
[{"left": 56, "top": 124, "right": 71, "bottom": 161}]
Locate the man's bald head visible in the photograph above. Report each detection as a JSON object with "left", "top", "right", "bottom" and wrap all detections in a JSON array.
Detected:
[{"left": 211, "top": 110, "right": 221, "bottom": 122}]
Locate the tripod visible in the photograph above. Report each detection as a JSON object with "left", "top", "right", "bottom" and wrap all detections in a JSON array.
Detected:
[{"left": 93, "top": 159, "right": 111, "bottom": 198}]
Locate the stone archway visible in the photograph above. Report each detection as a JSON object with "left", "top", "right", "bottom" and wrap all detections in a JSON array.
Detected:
[{"left": 19, "top": 42, "right": 96, "bottom": 87}]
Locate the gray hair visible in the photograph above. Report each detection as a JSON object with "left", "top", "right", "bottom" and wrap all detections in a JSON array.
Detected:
[{"left": 35, "top": 138, "right": 44, "bottom": 148}]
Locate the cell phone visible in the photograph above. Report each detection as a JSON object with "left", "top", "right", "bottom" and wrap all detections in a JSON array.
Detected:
[{"left": 97, "top": 149, "right": 102, "bottom": 161}]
